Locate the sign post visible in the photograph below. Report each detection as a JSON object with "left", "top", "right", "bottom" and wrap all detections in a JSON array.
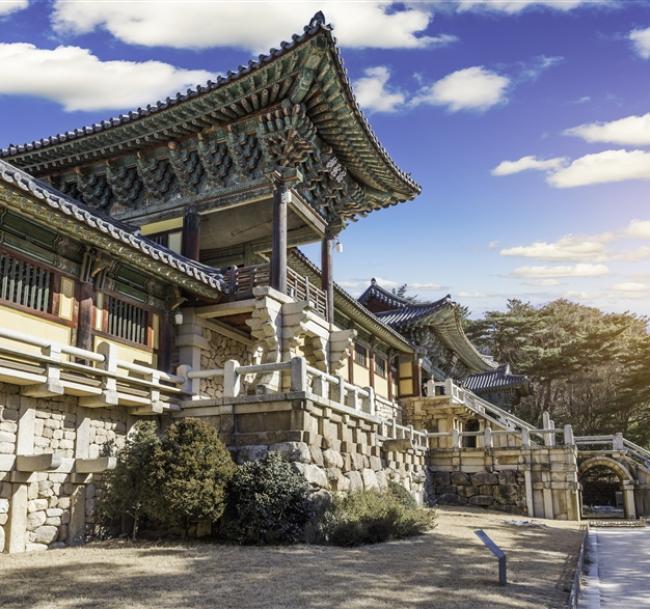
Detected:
[{"left": 474, "top": 529, "right": 507, "bottom": 586}]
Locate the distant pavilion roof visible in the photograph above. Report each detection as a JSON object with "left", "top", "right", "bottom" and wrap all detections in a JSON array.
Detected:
[
  {"left": 358, "top": 279, "right": 497, "bottom": 374},
  {"left": 463, "top": 364, "right": 528, "bottom": 393},
  {"left": 0, "top": 159, "right": 225, "bottom": 298},
  {"left": 0, "top": 12, "right": 420, "bottom": 221}
]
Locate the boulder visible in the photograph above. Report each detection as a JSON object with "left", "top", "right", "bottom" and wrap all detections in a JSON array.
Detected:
[
  {"left": 323, "top": 449, "right": 344, "bottom": 469},
  {"left": 438, "top": 493, "right": 463, "bottom": 505},
  {"left": 26, "top": 543, "right": 48, "bottom": 552},
  {"left": 293, "top": 463, "right": 328, "bottom": 489},
  {"left": 432, "top": 471, "right": 451, "bottom": 487},
  {"left": 0, "top": 498, "right": 8, "bottom": 514},
  {"left": 361, "top": 468, "right": 379, "bottom": 491},
  {"left": 237, "top": 444, "right": 268, "bottom": 463},
  {"left": 469, "top": 495, "right": 495, "bottom": 507},
  {"left": 498, "top": 470, "right": 517, "bottom": 485},
  {"left": 375, "top": 470, "right": 389, "bottom": 491},
  {"left": 451, "top": 471, "right": 470, "bottom": 486},
  {"left": 269, "top": 442, "right": 311, "bottom": 463},
  {"left": 309, "top": 445, "right": 324, "bottom": 467},
  {"left": 472, "top": 472, "right": 499, "bottom": 486},
  {"left": 345, "top": 471, "right": 364, "bottom": 492},
  {"left": 33, "top": 525, "right": 58, "bottom": 545},
  {"left": 28, "top": 499, "right": 48, "bottom": 513}
]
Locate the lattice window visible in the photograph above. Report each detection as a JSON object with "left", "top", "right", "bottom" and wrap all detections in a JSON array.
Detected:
[
  {"left": 354, "top": 344, "right": 368, "bottom": 367},
  {"left": 107, "top": 296, "right": 149, "bottom": 345},
  {"left": 375, "top": 355, "right": 387, "bottom": 378},
  {"left": 0, "top": 252, "right": 52, "bottom": 313}
]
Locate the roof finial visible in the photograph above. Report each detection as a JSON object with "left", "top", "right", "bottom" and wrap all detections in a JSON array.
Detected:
[
  {"left": 309, "top": 11, "right": 326, "bottom": 30},
  {"left": 371, "top": 277, "right": 377, "bottom": 285}
]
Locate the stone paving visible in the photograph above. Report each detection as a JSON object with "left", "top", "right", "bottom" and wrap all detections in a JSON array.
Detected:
[{"left": 579, "top": 527, "right": 650, "bottom": 609}]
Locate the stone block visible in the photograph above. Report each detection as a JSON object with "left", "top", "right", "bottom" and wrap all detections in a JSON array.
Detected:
[
  {"left": 432, "top": 471, "right": 451, "bottom": 487},
  {"left": 25, "top": 542, "right": 48, "bottom": 552},
  {"left": 0, "top": 498, "right": 8, "bottom": 514},
  {"left": 0, "top": 524, "right": 4, "bottom": 552},
  {"left": 237, "top": 445, "right": 268, "bottom": 463},
  {"left": 345, "top": 470, "right": 363, "bottom": 492},
  {"left": 361, "top": 468, "right": 379, "bottom": 491},
  {"left": 0, "top": 421, "right": 17, "bottom": 433},
  {"left": 438, "top": 493, "right": 463, "bottom": 505},
  {"left": 0, "top": 513, "right": 7, "bottom": 526},
  {"left": 0, "top": 482, "right": 11, "bottom": 498},
  {"left": 309, "top": 445, "right": 324, "bottom": 467},
  {"left": 498, "top": 470, "right": 517, "bottom": 485},
  {"left": 451, "top": 471, "right": 470, "bottom": 486},
  {"left": 468, "top": 495, "right": 495, "bottom": 507},
  {"left": 269, "top": 442, "right": 311, "bottom": 463},
  {"left": 28, "top": 499, "right": 49, "bottom": 513},
  {"left": 292, "top": 463, "right": 328, "bottom": 489},
  {"left": 0, "top": 442, "right": 14, "bottom": 453},
  {"left": 27, "top": 510, "right": 47, "bottom": 530},
  {"left": 322, "top": 449, "right": 344, "bottom": 469},
  {"left": 472, "top": 472, "right": 499, "bottom": 486},
  {"left": 375, "top": 470, "right": 388, "bottom": 491},
  {"left": 369, "top": 456, "right": 382, "bottom": 471}
]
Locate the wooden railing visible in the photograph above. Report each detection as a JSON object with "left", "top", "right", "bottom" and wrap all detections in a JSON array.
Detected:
[
  {"left": 0, "top": 327, "right": 185, "bottom": 414},
  {"left": 224, "top": 264, "right": 328, "bottom": 318}
]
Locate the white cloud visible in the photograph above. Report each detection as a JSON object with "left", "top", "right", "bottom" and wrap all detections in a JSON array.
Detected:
[
  {"left": 0, "top": 42, "right": 213, "bottom": 112},
  {"left": 456, "top": 0, "right": 594, "bottom": 13},
  {"left": 0, "top": 0, "right": 27, "bottom": 17},
  {"left": 565, "top": 113, "right": 650, "bottom": 146},
  {"left": 492, "top": 155, "right": 566, "bottom": 176},
  {"left": 613, "top": 282, "right": 648, "bottom": 293},
  {"left": 353, "top": 66, "right": 405, "bottom": 113},
  {"left": 412, "top": 66, "right": 509, "bottom": 112},
  {"left": 51, "top": 1, "right": 450, "bottom": 52},
  {"left": 626, "top": 219, "right": 650, "bottom": 239},
  {"left": 547, "top": 149, "right": 650, "bottom": 188},
  {"left": 500, "top": 236, "right": 609, "bottom": 262},
  {"left": 509, "top": 264, "right": 609, "bottom": 278},
  {"left": 630, "top": 26, "right": 650, "bottom": 59}
]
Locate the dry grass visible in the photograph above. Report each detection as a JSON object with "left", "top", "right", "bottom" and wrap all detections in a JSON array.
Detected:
[{"left": 0, "top": 507, "right": 583, "bottom": 609}]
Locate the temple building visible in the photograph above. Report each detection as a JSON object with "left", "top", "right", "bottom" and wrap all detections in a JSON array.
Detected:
[{"left": 1, "top": 13, "right": 646, "bottom": 554}]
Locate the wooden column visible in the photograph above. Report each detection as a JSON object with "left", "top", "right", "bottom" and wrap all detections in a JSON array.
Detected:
[
  {"left": 321, "top": 232, "right": 334, "bottom": 323},
  {"left": 413, "top": 355, "right": 422, "bottom": 397},
  {"left": 270, "top": 177, "right": 288, "bottom": 294},
  {"left": 387, "top": 351, "right": 394, "bottom": 401},
  {"left": 181, "top": 205, "right": 200, "bottom": 261},
  {"left": 157, "top": 309, "right": 174, "bottom": 373},
  {"left": 76, "top": 282, "right": 94, "bottom": 353}
]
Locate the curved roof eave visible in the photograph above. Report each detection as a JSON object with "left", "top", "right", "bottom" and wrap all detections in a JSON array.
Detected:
[{"left": 0, "top": 12, "right": 420, "bottom": 206}]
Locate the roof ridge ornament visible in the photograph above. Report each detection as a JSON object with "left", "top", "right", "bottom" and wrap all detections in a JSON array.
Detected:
[{"left": 308, "top": 11, "right": 327, "bottom": 31}]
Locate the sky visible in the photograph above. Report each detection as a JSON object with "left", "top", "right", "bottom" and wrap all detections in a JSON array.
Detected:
[{"left": 0, "top": 1, "right": 650, "bottom": 318}]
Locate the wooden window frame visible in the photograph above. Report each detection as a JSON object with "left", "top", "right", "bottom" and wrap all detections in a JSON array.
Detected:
[
  {"left": 0, "top": 245, "right": 75, "bottom": 327},
  {"left": 374, "top": 354, "right": 388, "bottom": 378},
  {"left": 354, "top": 343, "right": 368, "bottom": 368}
]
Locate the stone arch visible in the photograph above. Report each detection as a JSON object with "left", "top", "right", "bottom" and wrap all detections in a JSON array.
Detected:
[{"left": 579, "top": 456, "right": 636, "bottom": 519}]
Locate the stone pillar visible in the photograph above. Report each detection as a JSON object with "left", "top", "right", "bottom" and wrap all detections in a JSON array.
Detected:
[
  {"left": 181, "top": 205, "right": 200, "bottom": 261},
  {"left": 623, "top": 482, "right": 637, "bottom": 519},
  {"left": 7, "top": 483, "right": 27, "bottom": 553},
  {"left": 270, "top": 178, "right": 289, "bottom": 294},
  {"left": 175, "top": 308, "right": 208, "bottom": 397},
  {"left": 523, "top": 470, "right": 535, "bottom": 517}
]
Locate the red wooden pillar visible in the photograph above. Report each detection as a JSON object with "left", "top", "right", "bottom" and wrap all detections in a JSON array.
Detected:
[{"left": 181, "top": 205, "right": 200, "bottom": 261}]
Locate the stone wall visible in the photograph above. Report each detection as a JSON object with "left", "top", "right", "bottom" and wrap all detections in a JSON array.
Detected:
[
  {"left": 182, "top": 395, "right": 428, "bottom": 503},
  {"left": 0, "top": 383, "right": 130, "bottom": 553},
  {"left": 429, "top": 469, "right": 526, "bottom": 513}
]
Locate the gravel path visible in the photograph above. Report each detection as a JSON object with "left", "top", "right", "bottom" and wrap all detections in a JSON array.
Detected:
[{"left": 579, "top": 528, "right": 650, "bottom": 609}]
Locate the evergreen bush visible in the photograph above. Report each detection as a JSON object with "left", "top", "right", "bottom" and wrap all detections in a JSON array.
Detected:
[
  {"left": 221, "top": 453, "right": 312, "bottom": 544},
  {"left": 98, "top": 420, "right": 161, "bottom": 540},
  {"left": 323, "top": 490, "right": 435, "bottom": 547},
  {"left": 387, "top": 481, "right": 417, "bottom": 509},
  {"left": 155, "top": 418, "right": 236, "bottom": 535}
]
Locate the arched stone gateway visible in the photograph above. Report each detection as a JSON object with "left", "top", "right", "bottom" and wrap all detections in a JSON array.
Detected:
[{"left": 579, "top": 456, "right": 636, "bottom": 519}]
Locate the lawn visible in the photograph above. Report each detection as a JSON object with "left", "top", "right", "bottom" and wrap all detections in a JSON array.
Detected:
[{"left": 0, "top": 507, "right": 583, "bottom": 609}]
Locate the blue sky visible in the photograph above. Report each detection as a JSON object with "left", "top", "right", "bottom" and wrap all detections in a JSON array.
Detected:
[{"left": 1, "top": 1, "right": 650, "bottom": 317}]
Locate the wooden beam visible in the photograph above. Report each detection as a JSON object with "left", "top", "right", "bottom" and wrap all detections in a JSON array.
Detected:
[{"left": 195, "top": 299, "right": 256, "bottom": 319}]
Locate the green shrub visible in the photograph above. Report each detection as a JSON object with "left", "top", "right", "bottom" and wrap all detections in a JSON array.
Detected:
[
  {"left": 156, "top": 418, "right": 236, "bottom": 535},
  {"left": 387, "top": 481, "right": 417, "bottom": 509},
  {"left": 98, "top": 421, "right": 161, "bottom": 540},
  {"left": 323, "top": 490, "right": 436, "bottom": 547},
  {"left": 221, "top": 453, "right": 311, "bottom": 544}
]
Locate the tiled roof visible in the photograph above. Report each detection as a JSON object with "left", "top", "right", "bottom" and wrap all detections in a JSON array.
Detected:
[
  {"left": 463, "top": 365, "right": 527, "bottom": 392},
  {"left": 0, "top": 12, "right": 420, "bottom": 206},
  {"left": 375, "top": 299, "right": 452, "bottom": 326},
  {"left": 0, "top": 159, "right": 224, "bottom": 292},
  {"left": 358, "top": 279, "right": 413, "bottom": 310}
]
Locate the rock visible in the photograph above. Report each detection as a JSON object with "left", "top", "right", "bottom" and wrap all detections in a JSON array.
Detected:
[
  {"left": 33, "top": 525, "right": 58, "bottom": 545},
  {"left": 25, "top": 543, "right": 48, "bottom": 553},
  {"left": 46, "top": 517, "right": 62, "bottom": 527},
  {"left": 85, "top": 484, "right": 96, "bottom": 499},
  {"left": 0, "top": 524, "right": 4, "bottom": 552},
  {"left": 472, "top": 472, "right": 499, "bottom": 486},
  {"left": 361, "top": 468, "right": 379, "bottom": 491},
  {"left": 350, "top": 452, "right": 365, "bottom": 470},
  {"left": 323, "top": 436, "right": 341, "bottom": 452},
  {"left": 345, "top": 470, "right": 364, "bottom": 492},
  {"left": 498, "top": 470, "right": 517, "bottom": 485},
  {"left": 375, "top": 470, "right": 388, "bottom": 491},
  {"left": 0, "top": 498, "right": 8, "bottom": 514},
  {"left": 0, "top": 431, "right": 15, "bottom": 443},
  {"left": 292, "top": 463, "right": 328, "bottom": 488},
  {"left": 269, "top": 442, "right": 311, "bottom": 463},
  {"left": 0, "top": 514, "right": 7, "bottom": 526},
  {"left": 237, "top": 444, "right": 268, "bottom": 463},
  {"left": 309, "top": 445, "right": 324, "bottom": 467},
  {"left": 27, "top": 511, "right": 47, "bottom": 530},
  {"left": 469, "top": 495, "right": 495, "bottom": 507},
  {"left": 322, "top": 449, "right": 344, "bottom": 469},
  {"left": 496, "top": 484, "right": 518, "bottom": 499},
  {"left": 438, "top": 493, "right": 463, "bottom": 505},
  {"left": 451, "top": 471, "right": 470, "bottom": 486},
  {"left": 57, "top": 497, "right": 71, "bottom": 510},
  {"left": 309, "top": 489, "right": 333, "bottom": 516},
  {"left": 432, "top": 471, "right": 451, "bottom": 486}
]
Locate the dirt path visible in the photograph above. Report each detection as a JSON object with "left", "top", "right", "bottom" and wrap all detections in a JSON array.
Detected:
[
  {"left": 579, "top": 528, "right": 650, "bottom": 609},
  {"left": 0, "top": 507, "right": 582, "bottom": 609}
]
